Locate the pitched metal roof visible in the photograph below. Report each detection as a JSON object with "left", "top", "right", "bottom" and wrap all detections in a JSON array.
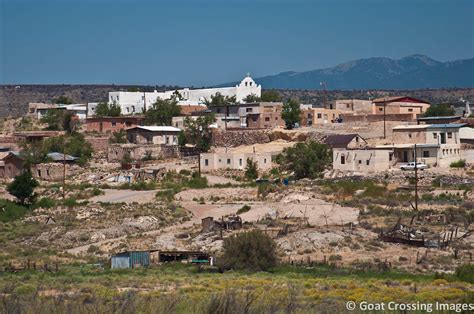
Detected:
[
  {"left": 324, "top": 134, "right": 362, "bottom": 148},
  {"left": 130, "top": 126, "right": 181, "bottom": 132},
  {"left": 47, "top": 152, "right": 77, "bottom": 161}
]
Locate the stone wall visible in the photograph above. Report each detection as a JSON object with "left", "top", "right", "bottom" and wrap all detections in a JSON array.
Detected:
[
  {"left": 31, "top": 163, "right": 81, "bottom": 181},
  {"left": 85, "top": 137, "right": 110, "bottom": 152},
  {"left": 212, "top": 129, "right": 271, "bottom": 147},
  {"left": 108, "top": 144, "right": 179, "bottom": 162}
]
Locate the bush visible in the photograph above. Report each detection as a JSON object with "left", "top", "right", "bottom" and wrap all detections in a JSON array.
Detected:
[
  {"left": 7, "top": 171, "right": 39, "bottom": 205},
  {"left": 62, "top": 198, "right": 78, "bottom": 207},
  {"left": 450, "top": 160, "right": 466, "bottom": 168},
  {"left": 219, "top": 230, "right": 277, "bottom": 271},
  {"left": 35, "top": 197, "right": 56, "bottom": 208},
  {"left": 236, "top": 205, "right": 251, "bottom": 215},
  {"left": 0, "top": 200, "right": 29, "bottom": 222},
  {"left": 245, "top": 159, "right": 258, "bottom": 181},
  {"left": 277, "top": 142, "right": 331, "bottom": 179},
  {"left": 455, "top": 264, "right": 474, "bottom": 283}
]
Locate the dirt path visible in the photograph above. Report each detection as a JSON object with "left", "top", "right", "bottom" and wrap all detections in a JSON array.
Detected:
[{"left": 90, "top": 189, "right": 158, "bottom": 204}]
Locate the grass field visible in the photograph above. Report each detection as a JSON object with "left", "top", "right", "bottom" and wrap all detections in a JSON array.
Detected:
[{"left": 1, "top": 263, "right": 472, "bottom": 313}]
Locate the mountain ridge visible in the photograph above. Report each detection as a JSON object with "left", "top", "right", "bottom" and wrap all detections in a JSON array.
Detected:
[{"left": 221, "top": 55, "right": 474, "bottom": 90}]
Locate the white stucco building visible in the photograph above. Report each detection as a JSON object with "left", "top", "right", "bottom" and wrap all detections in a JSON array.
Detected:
[{"left": 102, "top": 75, "right": 261, "bottom": 115}]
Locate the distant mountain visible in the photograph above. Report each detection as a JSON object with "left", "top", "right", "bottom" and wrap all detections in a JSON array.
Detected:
[{"left": 227, "top": 55, "right": 474, "bottom": 90}]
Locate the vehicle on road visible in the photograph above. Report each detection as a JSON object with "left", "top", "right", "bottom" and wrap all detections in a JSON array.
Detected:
[{"left": 400, "top": 162, "right": 428, "bottom": 171}]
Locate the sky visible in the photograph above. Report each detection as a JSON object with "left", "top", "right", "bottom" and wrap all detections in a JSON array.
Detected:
[{"left": 0, "top": 0, "right": 473, "bottom": 86}]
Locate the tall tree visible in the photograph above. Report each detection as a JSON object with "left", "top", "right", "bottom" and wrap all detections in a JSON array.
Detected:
[
  {"left": 7, "top": 171, "right": 39, "bottom": 206},
  {"left": 183, "top": 114, "right": 215, "bottom": 152},
  {"left": 281, "top": 99, "right": 301, "bottom": 129},
  {"left": 145, "top": 98, "right": 181, "bottom": 125},
  {"left": 245, "top": 158, "right": 259, "bottom": 180},
  {"left": 260, "top": 90, "right": 281, "bottom": 102},
  {"left": 277, "top": 142, "right": 331, "bottom": 179},
  {"left": 424, "top": 104, "right": 455, "bottom": 117},
  {"left": 204, "top": 92, "right": 236, "bottom": 107},
  {"left": 243, "top": 94, "right": 261, "bottom": 103},
  {"left": 95, "top": 102, "right": 121, "bottom": 117}
]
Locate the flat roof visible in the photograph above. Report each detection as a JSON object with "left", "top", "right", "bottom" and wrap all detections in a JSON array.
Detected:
[
  {"left": 417, "top": 116, "right": 462, "bottom": 121},
  {"left": 375, "top": 144, "right": 440, "bottom": 149},
  {"left": 393, "top": 123, "right": 466, "bottom": 131},
  {"left": 426, "top": 123, "right": 467, "bottom": 129}
]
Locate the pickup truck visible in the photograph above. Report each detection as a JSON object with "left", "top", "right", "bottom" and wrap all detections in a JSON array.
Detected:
[{"left": 400, "top": 162, "right": 428, "bottom": 171}]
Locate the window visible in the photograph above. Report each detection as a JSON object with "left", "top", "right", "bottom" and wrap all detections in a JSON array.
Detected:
[
  {"left": 246, "top": 108, "right": 253, "bottom": 112},
  {"left": 250, "top": 82, "right": 253, "bottom": 86},
  {"left": 125, "top": 121, "right": 132, "bottom": 127},
  {"left": 408, "top": 108, "right": 413, "bottom": 112},
  {"left": 366, "top": 160, "right": 370, "bottom": 165},
  {"left": 317, "top": 113, "right": 322, "bottom": 119},
  {"left": 379, "top": 107, "right": 383, "bottom": 112},
  {"left": 265, "top": 117, "right": 270, "bottom": 122},
  {"left": 355, "top": 136, "right": 359, "bottom": 143},
  {"left": 433, "top": 133, "right": 437, "bottom": 139},
  {"left": 239, "top": 159, "right": 242, "bottom": 166},
  {"left": 227, "top": 159, "right": 231, "bottom": 164},
  {"left": 346, "top": 104, "right": 350, "bottom": 109},
  {"left": 408, "top": 133, "right": 412, "bottom": 138},
  {"left": 448, "top": 132, "right": 452, "bottom": 139},
  {"left": 358, "top": 160, "right": 362, "bottom": 164},
  {"left": 204, "top": 159, "right": 209, "bottom": 166},
  {"left": 341, "top": 155, "right": 345, "bottom": 165},
  {"left": 37, "top": 170, "right": 41, "bottom": 177},
  {"left": 111, "top": 122, "right": 116, "bottom": 127},
  {"left": 46, "top": 169, "right": 50, "bottom": 176},
  {"left": 245, "top": 82, "right": 248, "bottom": 86},
  {"left": 423, "top": 151, "right": 430, "bottom": 158},
  {"left": 218, "top": 159, "right": 221, "bottom": 163},
  {"left": 132, "top": 106, "right": 135, "bottom": 112}
]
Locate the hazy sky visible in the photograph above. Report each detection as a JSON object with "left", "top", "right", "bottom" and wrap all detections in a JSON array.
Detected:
[{"left": 1, "top": 0, "right": 473, "bottom": 86}]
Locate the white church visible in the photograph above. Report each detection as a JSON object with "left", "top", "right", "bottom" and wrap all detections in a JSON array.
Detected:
[{"left": 90, "top": 75, "right": 261, "bottom": 115}]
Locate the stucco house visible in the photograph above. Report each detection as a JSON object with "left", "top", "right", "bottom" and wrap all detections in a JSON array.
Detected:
[{"left": 126, "top": 126, "right": 181, "bottom": 145}]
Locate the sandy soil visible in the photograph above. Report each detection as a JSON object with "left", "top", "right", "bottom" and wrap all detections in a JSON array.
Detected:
[{"left": 90, "top": 189, "right": 158, "bottom": 203}]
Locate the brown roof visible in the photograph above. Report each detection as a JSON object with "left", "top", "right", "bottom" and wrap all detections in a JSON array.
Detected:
[
  {"left": 179, "top": 105, "right": 207, "bottom": 116},
  {"left": 372, "top": 96, "right": 429, "bottom": 104},
  {"left": 324, "top": 134, "right": 362, "bottom": 148}
]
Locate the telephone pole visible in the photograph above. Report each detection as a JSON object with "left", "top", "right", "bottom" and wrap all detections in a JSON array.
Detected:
[
  {"left": 383, "top": 98, "right": 387, "bottom": 139},
  {"left": 414, "top": 143, "right": 418, "bottom": 212}
]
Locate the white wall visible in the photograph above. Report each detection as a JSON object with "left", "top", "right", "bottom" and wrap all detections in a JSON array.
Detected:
[{"left": 108, "top": 76, "right": 261, "bottom": 114}]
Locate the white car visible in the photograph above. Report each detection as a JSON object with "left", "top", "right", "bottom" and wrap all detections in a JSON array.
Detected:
[{"left": 400, "top": 162, "right": 428, "bottom": 171}]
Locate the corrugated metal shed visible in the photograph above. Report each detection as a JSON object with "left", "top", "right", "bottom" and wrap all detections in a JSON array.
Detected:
[{"left": 111, "top": 251, "right": 150, "bottom": 269}]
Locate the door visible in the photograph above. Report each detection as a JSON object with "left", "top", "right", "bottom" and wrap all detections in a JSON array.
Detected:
[
  {"left": 440, "top": 133, "right": 446, "bottom": 144},
  {"left": 403, "top": 151, "right": 408, "bottom": 162}
]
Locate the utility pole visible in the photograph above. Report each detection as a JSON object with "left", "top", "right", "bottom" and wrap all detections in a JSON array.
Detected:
[
  {"left": 383, "top": 98, "right": 387, "bottom": 139},
  {"left": 62, "top": 142, "right": 66, "bottom": 200},
  {"left": 414, "top": 143, "right": 418, "bottom": 212},
  {"left": 320, "top": 82, "right": 327, "bottom": 109}
]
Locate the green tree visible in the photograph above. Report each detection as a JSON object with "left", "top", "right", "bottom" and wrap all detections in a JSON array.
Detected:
[
  {"left": 109, "top": 129, "right": 127, "bottom": 144},
  {"left": 281, "top": 99, "right": 301, "bottom": 129},
  {"left": 243, "top": 94, "right": 261, "bottom": 103},
  {"left": 95, "top": 102, "right": 121, "bottom": 117},
  {"left": 183, "top": 114, "right": 215, "bottom": 152},
  {"left": 245, "top": 158, "right": 258, "bottom": 180},
  {"left": 53, "top": 96, "right": 73, "bottom": 104},
  {"left": 424, "top": 104, "right": 455, "bottom": 117},
  {"left": 277, "top": 142, "right": 331, "bottom": 179},
  {"left": 204, "top": 92, "right": 236, "bottom": 107},
  {"left": 145, "top": 98, "right": 181, "bottom": 125},
  {"left": 41, "top": 110, "right": 76, "bottom": 133},
  {"left": 7, "top": 171, "right": 39, "bottom": 206},
  {"left": 45, "top": 133, "right": 93, "bottom": 166},
  {"left": 219, "top": 230, "right": 277, "bottom": 271},
  {"left": 260, "top": 90, "right": 281, "bottom": 102},
  {"left": 177, "top": 130, "right": 187, "bottom": 146}
]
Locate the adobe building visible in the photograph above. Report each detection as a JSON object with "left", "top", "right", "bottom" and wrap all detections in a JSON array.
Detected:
[
  {"left": 333, "top": 149, "right": 392, "bottom": 173},
  {"left": 372, "top": 96, "right": 430, "bottom": 119},
  {"left": 301, "top": 108, "right": 345, "bottom": 126},
  {"left": 126, "top": 126, "right": 181, "bottom": 145},
  {"left": 324, "top": 134, "right": 368, "bottom": 150},
  {"left": 331, "top": 99, "right": 373, "bottom": 115},
  {"left": 209, "top": 102, "right": 284, "bottom": 129},
  {"left": 0, "top": 152, "right": 23, "bottom": 179},
  {"left": 85, "top": 116, "right": 145, "bottom": 133}
]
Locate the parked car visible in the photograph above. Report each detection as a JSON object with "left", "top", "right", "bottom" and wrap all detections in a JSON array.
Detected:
[{"left": 400, "top": 162, "right": 428, "bottom": 171}]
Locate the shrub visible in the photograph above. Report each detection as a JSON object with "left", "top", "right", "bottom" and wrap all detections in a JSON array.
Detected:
[
  {"left": 7, "top": 171, "right": 39, "bottom": 205},
  {"left": 450, "top": 160, "right": 466, "bottom": 168},
  {"left": 455, "top": 264, "right": 474, "bottom": 283},
  {"left": 219, "top": 230, "right": 277, "bottom": 271},
  {"left": 245, "top": 159, "right": 258, "bottom": 181},
  {"left": 236, "top": 205, "right": 251, "bottom": 215},
  {"left": 34, "top": 197, "right": 56, "bottom": 208},
  {"left": 62, "top": 198, "right": 78, "bottom": 207},
  {"left": 0, "top": 200, "right": 29, "bottom": 222}
]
